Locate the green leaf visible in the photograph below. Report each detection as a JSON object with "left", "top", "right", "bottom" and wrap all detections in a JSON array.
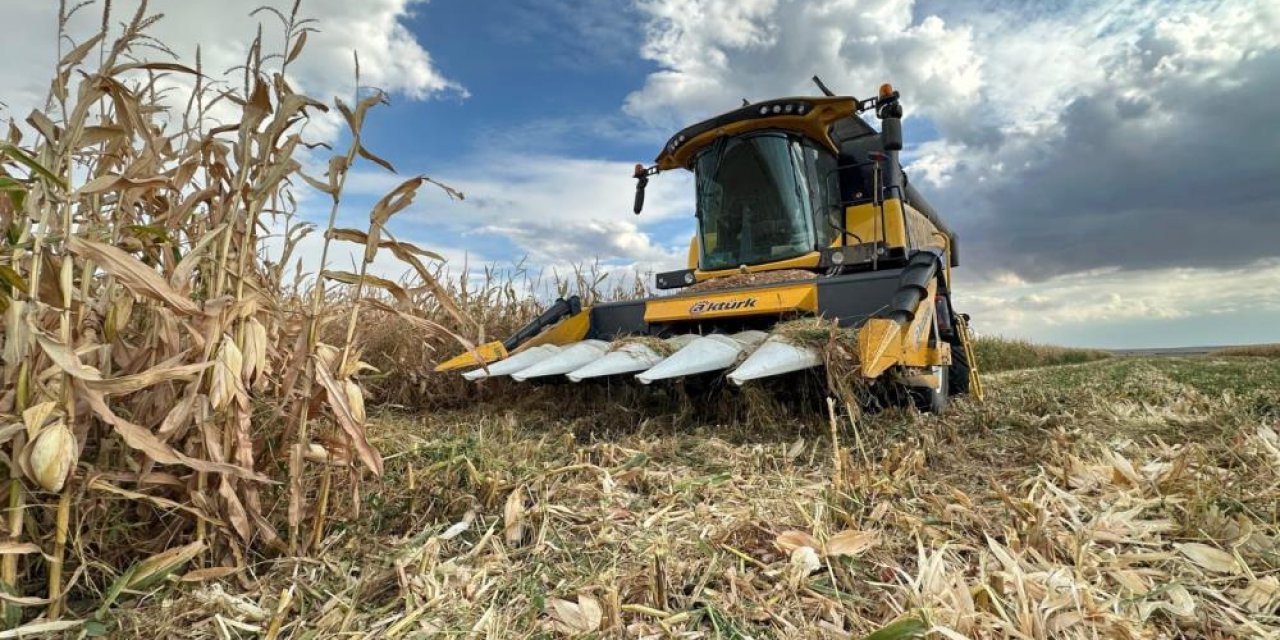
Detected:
[
  {"left": 0, "top": 265, "right": 28, "bottom": 294},
  {"left": 125, "top": 224, "right": 172, "bottom": 244},
  {"left": 0, "top": 144, "right": 66, "bottom": 189},
  {"left": 95, "top": 565, "right": 137, "bottom": 618},
  {"left": 84, "top": 619, "right": 111, "bottom": 637},
  {"left": 860, "top": 617, "right": 928, "bottom": 640},
  {"left": 0, "top": 176, "right": 27, "bottom": 211}
]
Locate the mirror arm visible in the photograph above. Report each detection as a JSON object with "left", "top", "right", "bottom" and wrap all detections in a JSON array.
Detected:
[{"left": 633, "top": 164, "right": 659, "bottom": 215}]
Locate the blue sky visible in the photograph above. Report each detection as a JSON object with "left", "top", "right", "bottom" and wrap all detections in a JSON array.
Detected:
[{"left": 4, "top": 0, "right": 1279, "bottom": 348}]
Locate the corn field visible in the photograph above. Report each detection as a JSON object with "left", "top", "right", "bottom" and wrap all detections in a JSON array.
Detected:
[{"left": 0, "top": 0, "right": 480, "bottom": 628}]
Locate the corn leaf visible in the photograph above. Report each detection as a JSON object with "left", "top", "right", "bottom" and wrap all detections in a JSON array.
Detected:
[
  {"left": 313, "top": 363, "right": 383, "bottom": 476},
  {"left": 76, "top": 380, "right": 269, "bottom": 483},
  {"left": 0, "top": 143, "right": 66, "bottom": 189},
  {"left": 68, "top": 236, "right": 201, "bottom": 315},
  {"left": 321, "top": 270, "right": 409, "bottom": 304}
]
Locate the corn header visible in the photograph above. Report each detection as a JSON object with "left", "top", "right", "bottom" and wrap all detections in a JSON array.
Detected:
[{"left": 438, "top": 80, "right": 981, "bottom": 412}]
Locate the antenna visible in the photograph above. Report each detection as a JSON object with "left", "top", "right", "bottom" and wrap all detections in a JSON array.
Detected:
[{"left": 811, "top": 75, "right": 835, "bottom": 96}]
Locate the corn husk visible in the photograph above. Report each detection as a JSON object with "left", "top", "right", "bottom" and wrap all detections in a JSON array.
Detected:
[
  {"left": 24, "top": 421, "right": 77, "bottom": 492},
  {"left": 343, "top": 380, "right": 365, "bottom": 425},
  {"left": 241, "top": 317, "right": 268, "bottom": 383},
  {"left": 210, "top": 338, "right": 244, "bottom": 410}
]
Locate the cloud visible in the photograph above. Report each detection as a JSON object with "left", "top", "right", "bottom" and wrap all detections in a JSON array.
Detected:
[
  {"left": 0, "top": 0, "right": 461, "bottom": 141},
  {"left": 956, "top": 258, "right": 1280, "bottom": 347},
  {"left": 625, "top": 0, "right": 982, "bottom": 128},
  {"left": 346, "top": 153, "right": 696, "bottom": 271},
  {"left": 623, "top": 0, "right": 1280, "bottom": 282},
  {"left": 924, "top": 1, "right": 1280, "bottom": 278}
]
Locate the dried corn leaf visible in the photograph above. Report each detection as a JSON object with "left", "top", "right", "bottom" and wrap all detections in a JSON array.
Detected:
[
  {"left": 1233, "top": 576, "right": 1280, "bottom": 612},
  {"left": 67, "top": 236, "right": 200, "bottom": 315},
  {"left": 126, "top": 540, "right": 205, "bottom": 589},
  {"left": 548, "top": 595, "right": 602, "bottom": 635},
  {"left": 504, "top": 486, "right": 527, "bottom": 547},
  {"left": 21, "top": 401, "right": 58, "bottom": 437},
  {"left": 322, "top": 270, "right": 409, "bottom": 304},
  {"left": 324, "top": 228, "right": 445, "bottom": 261},
  {"left": 1175, "top": 543, "right": 1240, "bottom": 574},
  {"left": 179, "top": 566, "right": 242, "bottom": 583},
  {"left": 314, "top": 362, "right": 383, "bottom": 476},
  {"left": 0, "top": 542, "right": 41, "bottom": 555},
  {"left": 77, "top": 380, "right": 268, "bottom": 482},
  {"left": 89, "top": 477, "right": 221, "bottom": 526},
  {"left": 775, "top": 530, "right": 819, "bottom": 553},
  {"left": 365, "top": 176, "right": 425, "bottom": 263},
  {"left": 825, "top": 529, "right": 878, "bottom": 558}
]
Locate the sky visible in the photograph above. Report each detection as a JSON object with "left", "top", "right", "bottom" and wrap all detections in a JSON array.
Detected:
[{"left": 3, "top": 0, "right": 1278, "bottom": 348}]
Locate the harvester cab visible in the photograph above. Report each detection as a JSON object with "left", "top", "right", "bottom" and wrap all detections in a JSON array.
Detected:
[{"left": 437, "top": 79, "right": 982, "bottom": 412}]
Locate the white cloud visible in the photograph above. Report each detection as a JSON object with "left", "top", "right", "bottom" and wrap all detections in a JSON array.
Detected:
[
  {"left": 618, "top": 0, "right": 1280, "bottom": 346},
  {"left": 0, "top": 0, "right": 461, "bottom": 141},
  {"left": 625, "top": 0, "right": 982, "bottom": 127},
  {"left": 347, "top": 153, "right": 696, "bottom": 272},
  {"left": 956, "top": 259, "right": 1280, "bottom": 346}
]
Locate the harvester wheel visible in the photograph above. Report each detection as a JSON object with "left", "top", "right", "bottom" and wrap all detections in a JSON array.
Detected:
[
  {"left": 948, "top": 337, "right": 971, "bottom": 396},
  {"left": 910, "top": 365, "right": 949, "bottom": 414}
]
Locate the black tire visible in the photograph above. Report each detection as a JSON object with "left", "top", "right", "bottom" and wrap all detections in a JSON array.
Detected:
[
  {"left": 948, "top": 334, "right": 971, "bottom": 396},
  {"left": 910, "top": 365, "right": 949, "bottom": 414}
]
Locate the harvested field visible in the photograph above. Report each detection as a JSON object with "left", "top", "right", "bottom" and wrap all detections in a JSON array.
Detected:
[{"left": 113, "top": 354, "right": 1280, "bottom": 638}]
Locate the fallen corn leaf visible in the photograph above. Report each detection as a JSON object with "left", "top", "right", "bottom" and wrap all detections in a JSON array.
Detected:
[
  {"left": 1176, "top": 542, "right": 1240, "bottom": 574},
  {"left": 504, "top": 486, "right": 527, "bottom": 547},
  {"left": 1233, "top": 576, "right": 1280, "bottom": 612},
  {"left": 825, "top": 529, "right": 878, "bottom": 557},
  {"left": 775, "top": 530, "right": 819, "bottom": 553},
  {"left": 547, "top": 594, "right": 602, "bottom": 635}
]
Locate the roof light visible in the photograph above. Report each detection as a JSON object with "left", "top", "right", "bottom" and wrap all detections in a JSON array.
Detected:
[
  {"left": 772, "top": 105, "right": 782, "bottom": 114},
  {"left": 759, "top": 106, "right": 769, "bottom": 115},
  {"left": 784, "top": 104, "right": 794, "bottom": 114}
]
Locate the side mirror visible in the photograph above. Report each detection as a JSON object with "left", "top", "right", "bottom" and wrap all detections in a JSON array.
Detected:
[
  {"left": 633, "top": 164, "right": 649, "bottom": 215},
  {"left": 881, "top": 117, "right": 903, "bottom": 151}
]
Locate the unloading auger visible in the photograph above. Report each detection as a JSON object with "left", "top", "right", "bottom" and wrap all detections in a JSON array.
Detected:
[{"left": 437, "top": 80, "right": 982, "bottom": 412}]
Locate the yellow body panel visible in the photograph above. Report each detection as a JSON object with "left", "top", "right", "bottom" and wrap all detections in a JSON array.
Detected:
[
  {"left": 643, "top": 284, "right": 817, "bottom": 323},
  {"left": 433, "top": 341, "right": 509, "bottom": 372},
  {"left": 517, "top": 309, "right": 592, "bottom": 350},
  {"left": 434, "top": 310, "right": 592, "bottom": 372},
  {"left": 657, "top": 97, "right": 857, "bottom": 170},
  {"left": 857, "top": 280, "right": 948, "bottom": 377}
]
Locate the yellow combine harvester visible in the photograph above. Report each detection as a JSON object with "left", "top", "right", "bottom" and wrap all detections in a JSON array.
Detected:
[{"left": 438, "top": 79, "right": 981, "bottom": 412}]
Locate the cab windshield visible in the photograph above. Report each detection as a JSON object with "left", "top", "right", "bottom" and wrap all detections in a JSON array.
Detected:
[{"left": 695, "top": 133, "right": 831, "bottom": 271}]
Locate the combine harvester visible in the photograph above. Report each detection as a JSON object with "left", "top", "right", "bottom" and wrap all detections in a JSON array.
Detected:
[{"left": 438, "top": 80, "right": 982, "bottom": 412}]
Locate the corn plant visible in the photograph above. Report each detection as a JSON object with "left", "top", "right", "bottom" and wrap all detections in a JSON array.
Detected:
[{"left": 0, "top": 0, "right": 467, "bottom": 625}]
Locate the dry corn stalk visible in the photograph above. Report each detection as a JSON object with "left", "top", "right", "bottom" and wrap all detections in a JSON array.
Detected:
[{"left": 0, "top": 0, "right": 470, "bottom": 619}]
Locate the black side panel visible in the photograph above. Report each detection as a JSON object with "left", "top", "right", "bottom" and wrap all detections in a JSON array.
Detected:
[
  {"left": 815, "top": 269, "right": 904, "bottom": 328},
  {"left": 587, "top": 301, "right": 650, "bottom": 339}
]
